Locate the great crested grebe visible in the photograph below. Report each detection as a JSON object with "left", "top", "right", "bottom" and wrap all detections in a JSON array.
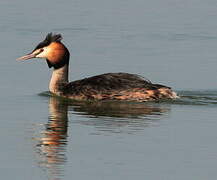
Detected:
[{"left": 17, "top": 33, "right": 178, "bottom": 101}]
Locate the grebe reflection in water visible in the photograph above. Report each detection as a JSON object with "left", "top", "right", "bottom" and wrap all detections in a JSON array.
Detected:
[
  {"left": 33, "top": 96, "right": 170, "bottom": 179},
  {"left": 34, "top": 97, "right": 68, "bottom": 179}
]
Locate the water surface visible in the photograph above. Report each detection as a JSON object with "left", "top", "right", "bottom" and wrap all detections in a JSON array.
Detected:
[{"left": 1, "top": 0, "right": 217, "bottom": 180}]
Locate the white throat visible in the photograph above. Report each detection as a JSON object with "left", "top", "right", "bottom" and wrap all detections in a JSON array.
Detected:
[{"left": 49, "top": 64, "right": 69, "bottom": 95}]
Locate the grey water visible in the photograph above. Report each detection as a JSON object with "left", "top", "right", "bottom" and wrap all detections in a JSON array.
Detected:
[{"left": 1, "top": 0, "right": 217, "bottom": 179}]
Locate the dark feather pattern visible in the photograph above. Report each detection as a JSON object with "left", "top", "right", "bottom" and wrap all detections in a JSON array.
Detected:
[
  {"left": 62, "top": 73, "right": 170, "bottom": 97},
  {"left": 33, "top": 33, "right": 62, "bottom": 51}
]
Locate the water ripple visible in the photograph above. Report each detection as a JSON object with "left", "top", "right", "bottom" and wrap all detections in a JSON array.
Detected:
[{"left": 163, "top": 90, "right": 217, "bottom": 106}]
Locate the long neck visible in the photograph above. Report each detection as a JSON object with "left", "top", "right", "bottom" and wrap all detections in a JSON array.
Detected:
[{"left": 49, "top": 64, "right": 69, "bottom": 95}]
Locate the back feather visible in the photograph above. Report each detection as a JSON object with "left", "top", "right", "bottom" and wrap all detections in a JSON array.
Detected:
[{"left": 63, "top": 73, "right": 170, "bottom": 95}]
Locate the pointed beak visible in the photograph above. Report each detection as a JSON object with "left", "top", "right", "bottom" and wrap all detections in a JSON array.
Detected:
[
  {"left": 17, "top": 52, "right": 36, "bottom": 61},
  {"left": 17, "top": 48, "right": 43, "bottom": 61}
]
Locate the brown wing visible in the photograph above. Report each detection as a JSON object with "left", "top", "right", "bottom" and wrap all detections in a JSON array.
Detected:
[{"left": 63, "top": 72, "right": 169, "bottom": 96}]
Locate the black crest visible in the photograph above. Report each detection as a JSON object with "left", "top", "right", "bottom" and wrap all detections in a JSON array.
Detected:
[{"left": 33, "top": 33, "right": 62, "bottom": 51}]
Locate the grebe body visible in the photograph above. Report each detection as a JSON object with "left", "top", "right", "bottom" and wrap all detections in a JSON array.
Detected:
[{"left": 17, "top": 33, "right": 178, "bottom": 101}]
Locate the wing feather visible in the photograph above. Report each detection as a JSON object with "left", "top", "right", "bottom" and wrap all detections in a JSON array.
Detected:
[{"left": 63, "top": 73, "right": 169, "bottom": 96}]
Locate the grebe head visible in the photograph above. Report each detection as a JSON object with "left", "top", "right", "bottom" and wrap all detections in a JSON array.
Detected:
[{"left": 17, "top": 33, "right": 70, "bottom": 69}]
